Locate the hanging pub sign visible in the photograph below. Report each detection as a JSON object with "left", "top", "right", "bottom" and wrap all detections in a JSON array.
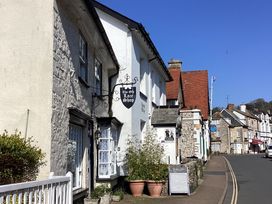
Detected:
[{"left": 120, "top": 87, "right": 136, "bottom": 109}]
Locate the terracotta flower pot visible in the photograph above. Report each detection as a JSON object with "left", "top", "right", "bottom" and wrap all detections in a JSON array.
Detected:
[
  {"left": 146, "top": 180, "right": 164, "bottom": 197},
  {"left": 128, "top": 180, "right": 145, "bottom": 197}
]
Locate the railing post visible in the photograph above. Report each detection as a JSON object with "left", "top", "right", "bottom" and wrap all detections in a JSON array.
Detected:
[
  {"left": 49, "top": 172, "right": 54, "bottom": 179},
  {"left": 66, "top": 172, "right": 73, "bottom": 204}
]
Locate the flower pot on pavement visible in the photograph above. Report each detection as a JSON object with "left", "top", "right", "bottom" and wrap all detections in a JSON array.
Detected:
[
  {"left": 146, "top": 180, "right": 164, "bottom": 197},
  {"left": 128, "top": 180, "right": 145, "bottom": 197}
]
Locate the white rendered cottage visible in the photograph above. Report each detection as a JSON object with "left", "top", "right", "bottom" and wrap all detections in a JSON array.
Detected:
[{"left": 93, "top": 1, "right": 172, "bottom": 177}]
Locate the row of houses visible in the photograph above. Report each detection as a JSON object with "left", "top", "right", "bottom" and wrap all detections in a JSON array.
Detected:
[
  {"left": 211, "top": 104, "right": 272, "bottom": 154},
  {"left": 0, "top": 0, "right": 210, "bottom": 202}
]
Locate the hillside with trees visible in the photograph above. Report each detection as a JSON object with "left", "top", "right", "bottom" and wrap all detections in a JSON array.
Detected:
[
  {"left": 212, "top": 98, "right": 272, "bottom": 115},
  {"left": 246, "top": 98, "right": 272, "bottom": 114}
]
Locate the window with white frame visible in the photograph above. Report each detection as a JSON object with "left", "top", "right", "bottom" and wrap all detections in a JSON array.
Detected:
[
  {"left": 79, "top": 33, "right": 88, "bottom": 83},
  {"left": 68, "top": 124, "right": 83, "bottom": 189},
  {"left": 95, "top": 59, "right": 102, "bottom": 96},
  {"left": 98, "top": 126, "right": 118, "bottom": 178}
]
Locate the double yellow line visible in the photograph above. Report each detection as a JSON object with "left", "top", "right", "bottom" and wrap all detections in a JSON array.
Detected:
[{"left": 224, "top": 157, "right": 238, "bottom": 204}]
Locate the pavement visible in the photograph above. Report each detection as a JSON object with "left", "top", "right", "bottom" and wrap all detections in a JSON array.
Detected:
[{"left": 116, "top": 155, "right": 228, "bottom": 204}]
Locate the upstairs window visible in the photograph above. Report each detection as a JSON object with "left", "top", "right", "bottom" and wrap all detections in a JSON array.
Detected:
[
  {"left": 95, "top": 59, "right": 102, "bottom": 95},
  {"left": 79, "top": 34, "right": 88, "bottom": 84}
]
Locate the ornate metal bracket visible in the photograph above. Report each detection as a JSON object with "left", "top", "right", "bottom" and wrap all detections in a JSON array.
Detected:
[
  {"left": 94, "top": 74, "right": 138, "bottom": 100},
  {"left": 112, "top": 74, "right": 138, "bottom": 101}
]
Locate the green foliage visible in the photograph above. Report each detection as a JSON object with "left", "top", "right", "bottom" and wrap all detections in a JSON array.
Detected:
[
  {"left": 147, "top": 163, "right": 168, "bottom": 181},
  {"left": 125, "top": 140, "right": 147, "bottom": 180},
  {"left": 91, "top": 185, "right": 111, "bottom": 199},
  {"left": 125, "top": 127, "right": 169, "bottom": 182},
  {"left": 212, "top": 107, "right": 223, "bottom": 114},
  {"left": 112, "top": 188, "right": 124, "bottom": 200},
  {"left": 246, "top": 98, "right": 272, "bottom": 114},
  {"left": 0, "top": 130, "right": 45, "bottom": 185}
]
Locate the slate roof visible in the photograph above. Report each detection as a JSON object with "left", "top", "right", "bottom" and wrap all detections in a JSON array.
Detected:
[
  {"left": 233, "top": 108, "right": 260, "bottom": 121},
  {"left": 221, "top": 109, "right": 247, "bottom": 127},
  {"left": 151, "top": 107, "right": 179, "bottom": 126},
  {"left": 181, "top": 70, "right": 209, "bottom": 120}
]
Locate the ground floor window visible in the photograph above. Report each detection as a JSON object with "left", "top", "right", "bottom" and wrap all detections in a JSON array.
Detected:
[
  {"left": 68, "top": 124, "right": 83, "bottom": 189},
  {"left": 98, "top": 125, "right": 118, "bottom": 179}
]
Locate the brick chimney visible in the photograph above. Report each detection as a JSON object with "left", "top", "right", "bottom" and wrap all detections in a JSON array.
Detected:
[
  {"left": 168, "top": 59, "right": 182, "bottom": 70},
  {"left": 227, "top": 104, "right": 235, "bottom": 111}
]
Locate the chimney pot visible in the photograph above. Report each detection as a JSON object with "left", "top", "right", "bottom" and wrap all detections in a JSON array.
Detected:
[{"left": 168, "top": 59, "right": 182, "bottom": 70}]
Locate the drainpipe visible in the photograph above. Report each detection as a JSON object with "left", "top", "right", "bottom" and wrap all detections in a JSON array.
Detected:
[
  {"left": 24, "top": 109, "right": 30, "bottom": 140},
  {"left": 108, "top": 69, "right": 119, "bottom": 117}
]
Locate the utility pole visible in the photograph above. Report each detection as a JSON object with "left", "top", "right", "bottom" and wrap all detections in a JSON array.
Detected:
[{"left": 209, "top": 76, "right": 215, "bottom": 121}]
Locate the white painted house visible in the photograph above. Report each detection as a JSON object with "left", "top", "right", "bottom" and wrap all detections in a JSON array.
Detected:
[
  {"left": 258, "top": 112, "right": 272, "bottom": 145},
  {"left": 93, "top": 1, "right": 172, "bottom": 176}
]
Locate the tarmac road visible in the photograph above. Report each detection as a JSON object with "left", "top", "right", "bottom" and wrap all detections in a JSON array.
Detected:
[{"left": 226, "top": 154, "right": 272, "bottom": 204}]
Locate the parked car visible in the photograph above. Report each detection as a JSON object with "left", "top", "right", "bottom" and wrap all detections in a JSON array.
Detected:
[{"left": 265, "top": 145, "right": 272, "bottom": 157}]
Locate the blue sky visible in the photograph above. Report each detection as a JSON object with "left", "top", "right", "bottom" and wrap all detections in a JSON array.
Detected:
[{"left": 97, "top": 0, "right": 272, "bottom": 108}]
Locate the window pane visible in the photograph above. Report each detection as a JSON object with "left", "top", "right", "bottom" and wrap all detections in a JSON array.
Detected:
[
  {"left": 95, "top": 59, "right": 102, "bottom": 95},
  {"left": 99, "top": 139, "right": 108, "bottom": 150},
  {"left": 68, "top": 124, "right": 83, "bottom": 188},
  {"left": 80, "top": 63, "right": 87, "bottom": 82},
  {"left": 99, "top": 151, "right": 109, "bottom": 162},
  {"left": 79, "top": 34, "right": 88, "bottom": 83},
  {"left": 99, "top": 164, "right": 109, "bottom": 176}
]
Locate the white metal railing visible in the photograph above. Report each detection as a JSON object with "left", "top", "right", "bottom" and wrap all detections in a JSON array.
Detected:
[{"left": 0, "top": 172, "right": 73, "bottom": 204}]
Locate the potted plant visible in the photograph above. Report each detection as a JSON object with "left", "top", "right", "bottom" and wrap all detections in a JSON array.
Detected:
[
  {"left": 142, "top": 127, "right": 169, "bottom": 197},
  {"left": 124, "top": 139, "right": 147, "bottom": 197},
  {"left": 146, "top": 163, "right": 168, "bottom": 197},
  {"left": 85, "top": 185, "right": 111, "bottom": 204}
]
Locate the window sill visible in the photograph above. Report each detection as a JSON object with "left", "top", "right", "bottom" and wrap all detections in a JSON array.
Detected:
[
  {"left": 97, "top": 174, "right": 119, "bottom": 181},
  {"left": 79, "top": 77, "right": 90, "bottom": 88}
]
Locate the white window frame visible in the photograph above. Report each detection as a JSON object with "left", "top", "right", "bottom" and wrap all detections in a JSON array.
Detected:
[
  {"left": 79, "top": 33, "right": 88, "bottom": 84},
  {"left": 95, "top": 59, "right": 102, "bottom": 96},
  {"left": 98, "top": 126, "right": 118, "bottom": 179},
  {"left": 68, "top": 124, "right": 83, "bottom": 190}
]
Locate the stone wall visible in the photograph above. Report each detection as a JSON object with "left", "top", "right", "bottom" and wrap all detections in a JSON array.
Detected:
[
  {"left": 185, "top": 159, "right": 203, "bottom": 193},
  {"left": 217, "top": 119, "right": 230, "bottom": 153},
  {"left": 179, "top": 112, "right": 195, "bottom": 159},
  {"left": 51, "top": 2, "right": 94, "bottom": 176}
]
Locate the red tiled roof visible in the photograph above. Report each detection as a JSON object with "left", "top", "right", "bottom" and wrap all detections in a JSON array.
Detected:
[
  {"left": 166, "top": 68, "right": 181, "bottom": 99},
  {"left": 181, "top": 70, "right": 209, "bottom": 120}
]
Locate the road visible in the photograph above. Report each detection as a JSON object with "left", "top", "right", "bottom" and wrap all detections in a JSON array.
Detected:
[{"left": 226, "top": 154, "right": 272, "bottom": 204}]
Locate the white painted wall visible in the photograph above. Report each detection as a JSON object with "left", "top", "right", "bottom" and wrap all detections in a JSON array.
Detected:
[
  {"left": 156, "top": 127, "right": 177, "bottom": 164},
  {"left": 96, "top": 9, "right": 168, "bottom": 174},
  {"left": 0, "top": 0, "right": 54, "bottom": 179}
]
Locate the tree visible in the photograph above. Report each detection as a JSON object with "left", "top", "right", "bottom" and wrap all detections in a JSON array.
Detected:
[
  {"left": 212, "top": 107, "right": 223, "bottom": 114},
  {"left": 246, "top": 98, "right": 272, "bottom": 114},
  {"left": 0, "top": 130, "right": 45, "bottom": 185}
]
